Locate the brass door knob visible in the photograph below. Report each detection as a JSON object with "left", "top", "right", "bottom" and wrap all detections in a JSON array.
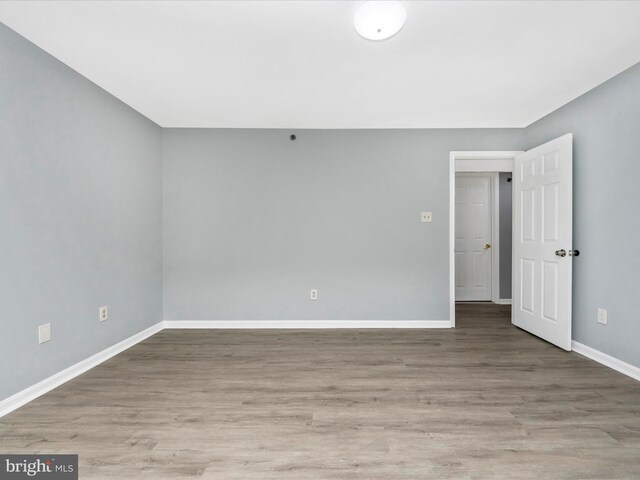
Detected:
[{"left": 484, "top": 243, "right": 491, "bottom": 250}]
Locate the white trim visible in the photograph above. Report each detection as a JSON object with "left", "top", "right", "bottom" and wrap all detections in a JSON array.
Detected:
[
  {"left": 455, "top": 158, "right": 514, "bottom": 172},
  {"left": 572, "top": 341, "right": 640, "bottom": 382},
  {"left": 491, "top": 172, "right": 500, "bottom": 302},
  {"left": 494, "top": 299, "right": 512, "bottom": 305},
  {"left": 450, "top": 151, "right": 523, "bottom": 161},
  {"left": 0, "top": 322, "right": 164, "bottom": 418},
  {"left": 449, "top": 154, "right": 456, "bottom": 327},
  {"left": 491, "top": 173, "right": 500, "bottom": 303},
  {"left": 449, "top": 151, "right": 523, "bottom": 328},
  {"left": 163, "top": 320, "right": 452, "bottom": 329}
]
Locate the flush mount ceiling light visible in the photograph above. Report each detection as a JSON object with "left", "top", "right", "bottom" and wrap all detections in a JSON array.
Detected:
[{"left": 354, "top": 1, "right": 406, "bottom": 41}]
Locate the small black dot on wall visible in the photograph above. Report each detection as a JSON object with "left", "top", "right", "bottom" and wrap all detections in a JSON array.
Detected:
[{"left": 290, "top": 134, "right": 296, "bottom": 141}]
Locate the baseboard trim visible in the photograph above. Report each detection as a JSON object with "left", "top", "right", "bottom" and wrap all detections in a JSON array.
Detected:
[
  {"left": 494, "top": 299, "right": 512, "bottom": 305},
  {"left": 572, "top": 341, "right": 640, "bottom": 382},
  {"left": 163, "top": 320, "right": 452, "bottom": 329},
  {"left": 0, "top": 322, "right": 164, "bottom": 418}
]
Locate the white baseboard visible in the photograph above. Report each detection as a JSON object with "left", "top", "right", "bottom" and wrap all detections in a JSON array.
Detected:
[
  {"left": 0, "top": 322, "right": 164, "bottom": 418},
  {"left": 494, "top": 299, "right": 512, "bottom": 305},
  {"left": 163, "top": 320, "right": 452, "bottom": 329},
  {"left": 572, "top": 341, "right": 640, "bottom": 382}
]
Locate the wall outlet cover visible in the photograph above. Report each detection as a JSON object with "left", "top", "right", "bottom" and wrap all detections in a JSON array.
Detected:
[
  {"left": 99, "top": 306, "right": 108, "bottom": 322},
  {"left": 310, "top": 289, "right": 318, "bottom": 301},
  {"left": 421, "top": 211, "right": 433, "bottom": 223},
  {"left": 38, "top": 323, "right": 51, "bottom": 344},
  {"left": 597, "top": 308, "right": 608, "bottom": 325}
]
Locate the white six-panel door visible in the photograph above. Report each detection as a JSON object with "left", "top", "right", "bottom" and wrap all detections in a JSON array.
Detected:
[
  {"left": 455, "top": 175, "right": 492, "bottom": 301},
  {"left": 512, "top": 134, "right": 573, "bottom": 350}
]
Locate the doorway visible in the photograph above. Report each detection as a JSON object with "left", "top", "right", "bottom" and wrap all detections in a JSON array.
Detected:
[
  {"left": 454, "top": 172, "right": 514, "bottom": 303},
  {"left": 448, "top": 151, "right": 522, "bottom": 326}
]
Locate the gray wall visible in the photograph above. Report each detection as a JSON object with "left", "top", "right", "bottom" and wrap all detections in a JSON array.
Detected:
[
  {"left": 499, "top": 172, "right": 512, "bottom": 300},
  {"left": 0, "top": 24, "right": 163, "bottom": 400},
  {"left": 163, "top": 129, "right": 523, "bottom": 321},
  {"left": 525, "top": 62, "right": 640, "bottom": 369}
]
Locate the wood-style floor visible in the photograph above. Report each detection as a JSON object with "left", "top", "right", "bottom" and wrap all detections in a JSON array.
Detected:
[{"left": 2, "top": 304, "right": 640, "bottom": 479}]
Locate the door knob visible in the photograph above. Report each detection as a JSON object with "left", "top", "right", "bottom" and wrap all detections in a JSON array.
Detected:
[
  {"left": 484, "top": 243, "right": 491, "bottom": 250},
  {"left": 555, "top": 249, "right": 567, "bottom": 257},
  {"left": 569, "top": 249, "right": 580, "bottom": 257}
]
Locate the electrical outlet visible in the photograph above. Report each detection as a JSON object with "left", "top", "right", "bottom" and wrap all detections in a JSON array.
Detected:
[
  {"left": 99, "top": 306, "right": 108, "bottom": 322},
  {"left": 38, "top": 323, "right": 51, "bottom": 344},
  {"left": 597, "top": 308, "right": 608, "bottom": 325},
  {"left": 421, "top": 211, "right": 432, "bottom": 223},
  {"left": 310, "top": 289, "right": 318, "bottom": 301}
]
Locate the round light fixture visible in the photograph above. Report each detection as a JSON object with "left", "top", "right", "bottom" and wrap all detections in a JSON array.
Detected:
[{"left": 354, "top": 1, "right": 406, "bottom": 41}]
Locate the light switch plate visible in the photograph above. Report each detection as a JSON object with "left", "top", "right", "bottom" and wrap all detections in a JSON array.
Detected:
[
  {"left": 38, "top": 323, "right": 51, "bottom": 344},
  {"left": 421, "top": 212, "right": 432, "bottom": 223},
  {"left": 597, "top": 308, "right": 608, "bottom": 325}
]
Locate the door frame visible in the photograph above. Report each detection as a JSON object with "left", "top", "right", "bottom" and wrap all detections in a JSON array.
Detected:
[{"left": 449, "top": 151, "right": 523, "bottom": 327}]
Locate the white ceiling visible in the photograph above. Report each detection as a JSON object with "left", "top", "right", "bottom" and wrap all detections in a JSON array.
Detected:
[{"left": 1, "top": 1, "right": 639, "bottom": 128}]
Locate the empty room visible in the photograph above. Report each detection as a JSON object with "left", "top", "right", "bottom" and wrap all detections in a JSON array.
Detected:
[{"left": 1, "top": 1, "right": 639, "bottom": 478}]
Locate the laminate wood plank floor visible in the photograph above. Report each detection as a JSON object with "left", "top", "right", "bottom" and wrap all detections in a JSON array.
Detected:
[{"left": 2, "top": 304, "right": 640, "bottom": 479}]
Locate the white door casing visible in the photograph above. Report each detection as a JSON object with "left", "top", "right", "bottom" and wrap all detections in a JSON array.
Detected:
[
  {"left": 512, "top": 134, "right": 573, "bottom": 350},
  {"left": 449, "top": 151, "right": 522, "bottom": 327},
  {"left": 455, "top": 175, "right": 492, "bottom": 301}
]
